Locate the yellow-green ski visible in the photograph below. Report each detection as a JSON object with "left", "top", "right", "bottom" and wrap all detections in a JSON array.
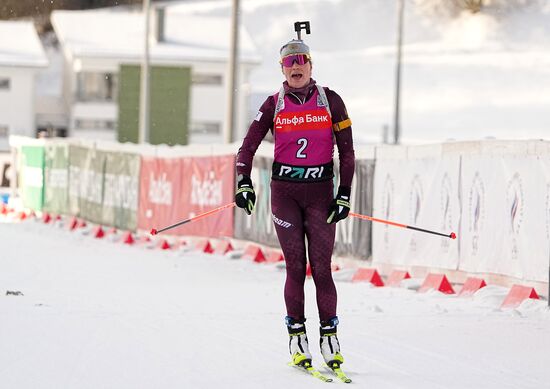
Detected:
[
  {"left": 288, "top": 361, "right": 333, "bottom": 382},
  {"left": 327, "top": 362, "right": 352, "bottom": 383}
]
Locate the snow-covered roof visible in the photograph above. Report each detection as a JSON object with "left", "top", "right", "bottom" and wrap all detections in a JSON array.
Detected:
[
  {"left": 0, "top": 21, "right": 48, "bottom": 68},
  {"left": 51, "top": 6, "right": 261, "bottom": 65}
]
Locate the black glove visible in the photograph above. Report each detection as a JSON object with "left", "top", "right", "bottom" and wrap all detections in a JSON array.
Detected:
[
  {"left": 235, "top": 175, "right": 256, "bottom": 215},
  {"left": 327, "top": 186, "right": 351, "bottom": 224}
]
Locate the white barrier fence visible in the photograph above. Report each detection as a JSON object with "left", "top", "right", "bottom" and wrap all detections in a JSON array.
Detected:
[
  {"left": 372, "top": 140, "right": 550, "bottom": 283},
  {"left": 7, "top": 135, "right": 550, "bottom": 285}
]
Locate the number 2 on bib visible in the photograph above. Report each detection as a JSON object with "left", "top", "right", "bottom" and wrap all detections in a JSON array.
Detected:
[{"left": 296, "top": 138, "right": 308, "bottom": 159}]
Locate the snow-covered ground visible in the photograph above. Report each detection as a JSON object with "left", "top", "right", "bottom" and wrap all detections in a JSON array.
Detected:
[{"left": 1, "top": 217, "right": 550, "bottom": 389}]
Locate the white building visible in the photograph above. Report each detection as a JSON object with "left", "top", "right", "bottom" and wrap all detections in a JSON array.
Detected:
[
  {"left": 0, "top": 21, "right": 48, "bottom": 151},
  {"left": 51, "top": 4, "right": 261, "bottom": 144}
]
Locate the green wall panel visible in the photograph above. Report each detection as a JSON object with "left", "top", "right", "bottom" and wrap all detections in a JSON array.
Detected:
[
  {"left": 117, "top": 65, "right": 191, "bottom": 146},
  {"left": 149, "top": 66, "right": 191, "bottom": 145},
  {"left": 118, "top": 65, "right": 141, "bottom": 143}
]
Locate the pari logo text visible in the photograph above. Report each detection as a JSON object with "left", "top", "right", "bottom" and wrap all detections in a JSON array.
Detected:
[{"left": 278, "top": 164, "right": 325, "bottom": 179}]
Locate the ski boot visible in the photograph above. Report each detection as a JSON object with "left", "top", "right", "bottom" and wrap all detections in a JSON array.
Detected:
[
  {"left": 319, "top": 316, "right": 344, "bottom": 368},
  {"left": 286, "top": 316, "right": 312, "bottom": 366}
]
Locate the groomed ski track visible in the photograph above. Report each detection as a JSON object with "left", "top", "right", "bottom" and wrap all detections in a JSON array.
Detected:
[{"left": 1, "top": 220, "right": 549, "bottom": 389}]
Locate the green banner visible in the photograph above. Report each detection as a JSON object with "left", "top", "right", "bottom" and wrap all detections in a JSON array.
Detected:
[
  {"left": 20, "top": 145, "right": 45, "bottom": 211},
  {"left": 68, "top": 145, "right": 105, "bottom": 224},
  {"left": 102, "top": 151, "right": 140, "bottom": 231},
  {"left": 43, "top": 143, "right": 69, "bottom": 215}
]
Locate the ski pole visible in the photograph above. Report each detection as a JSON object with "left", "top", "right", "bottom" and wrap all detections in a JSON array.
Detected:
[
  {"left": 349, "top": 212, "right": 456, "bottom": 239},
  {"left": 150, "top": 202, "right": 236, "bottom": 235}
]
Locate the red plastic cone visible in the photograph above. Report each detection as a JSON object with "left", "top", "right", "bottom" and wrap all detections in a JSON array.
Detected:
[
  {"left": 265, "top": 251, "right": 284, "bottom": 263},
  {"left": 92, "top": 226, "right": 105, "bottom": 238},
  {"left": 458, "top": 277, "right": 487, "bottom": 297},
  {"left": 501, "top": 285, "right": 539, "bottom": 309},
  {"left": 66, "top": 216, "right": 78, "bottom": 231},
  {"left": 195, "top": 239, "right": 214, "bottom": 253},
  {"left": 352, "top": 268, "right": 384, "bottom": 286},
  {"left": 386, "top": 270, "right": 411, "bottom": 287},
  {"left": 121, "top": 231, "right": 135, "bottom": 245},
  {"left": 418, "top": 273, "right": 455, "bottom": 294},
  {"left": 158, "top": 239, "right": 171, "bottom": 250},
  {"left": 213, "top": 240, "right": 234, "bottom": 255},
  {"left": 242, "top": 244, "right": 265, "bottom": 263}
]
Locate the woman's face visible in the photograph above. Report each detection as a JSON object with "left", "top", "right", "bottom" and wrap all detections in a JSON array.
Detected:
[{"left": 282, "top": 60, "right": 312, "bottom": 89}]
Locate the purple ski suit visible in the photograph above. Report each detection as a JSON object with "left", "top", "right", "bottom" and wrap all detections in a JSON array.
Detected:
[{"left": 236, "top": 79, "right": 355, "bottom": 322}]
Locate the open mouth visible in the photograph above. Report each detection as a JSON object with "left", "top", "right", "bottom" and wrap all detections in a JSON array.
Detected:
[{"left": 291, "top": 73, "right": 303, "bottom": 80}]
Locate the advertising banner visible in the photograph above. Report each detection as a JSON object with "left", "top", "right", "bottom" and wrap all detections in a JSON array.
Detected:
[
  {"left": 138, "top": 155, "right": 234, "bottom": 237},
  {"left": 43, "top": 143, "right": 69, "bottom": 215},
  {"left": 334, "top": 158, "right": 375, "bottom": 260},
  {"left": 68, "top": 145, "right": 106, "bottom": 224},
  {"left": 372, "top": 153, "right": 460, "bottom": 270},
  {"left": 102, "top": 151, "right": 140, "bottom": 230},
  {"left": 138, "top": 157, "right": 185, "bottom": 233},
  {"left": 178, "top": 155, "right": 235, "bottom": 236},
  {"left": 460, "top": 155, "right": 549, "bottom": 282},
  {"left": 20, "top": 145, "right": 45, "bottom": 211}
]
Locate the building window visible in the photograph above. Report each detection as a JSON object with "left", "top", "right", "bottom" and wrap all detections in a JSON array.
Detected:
[
  {"left": 190, "top": 121, "right": 221, "bottom": 135},
  {"left": 0, "top": 78, "right": 10, "bottom": 90},
  {"left": 76, "top": 72, "right": 118, "bottom": 102},
  {"left": 36, "top": 127, "right": 67, "bottom": 138},
  {"left": 74, "top": 119, "right": 116, "bottom": 130},
  {"left": 192, "top": 74, "right": 222, "bottom": 85}
]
